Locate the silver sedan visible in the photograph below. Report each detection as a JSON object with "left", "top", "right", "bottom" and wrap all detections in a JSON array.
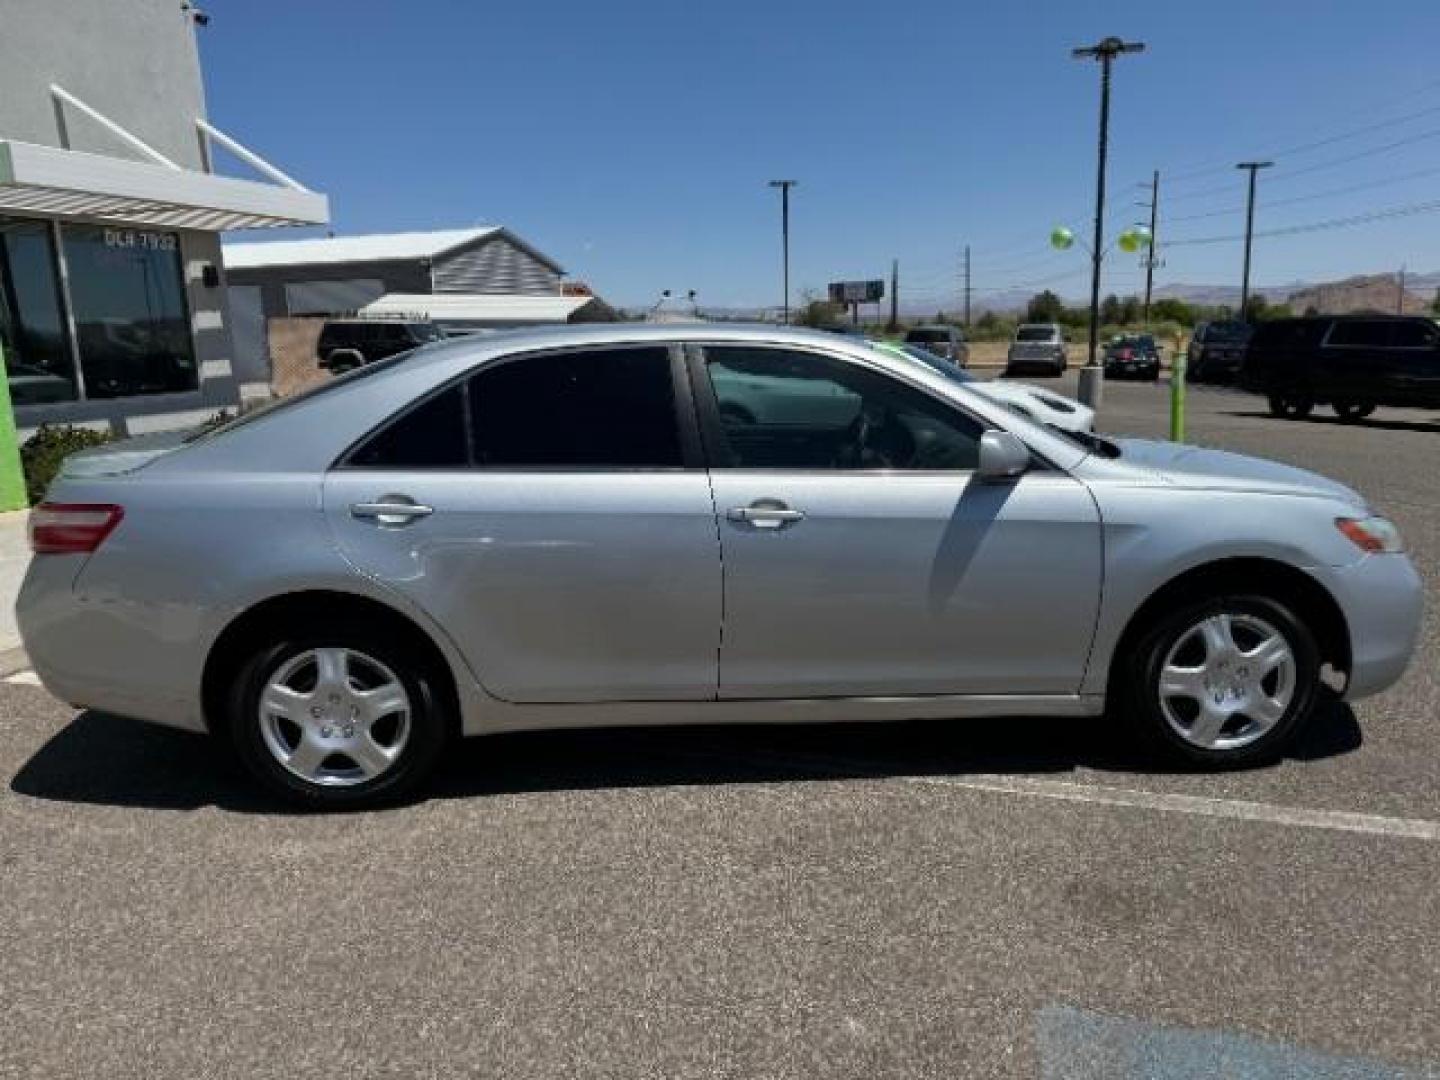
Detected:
[{"left": 18, "top": 325, "right": 1422, "bottom": 808}]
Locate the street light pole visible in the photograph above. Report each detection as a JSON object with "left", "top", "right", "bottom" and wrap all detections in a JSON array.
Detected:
[
  {"left": 768, "top": 180, "right": 797, "bottom": 324},
  {"left": 1236, "top": 161, "right": 1272, "bottom": 323},
  {"left": 1072, "top": 36, "right": 1145, "bottom": 409}
]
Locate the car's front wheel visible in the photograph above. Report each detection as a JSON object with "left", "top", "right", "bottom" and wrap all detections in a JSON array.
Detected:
[
  {"left": 1120, "top": 595, "right": 1321, "bottom": 768},
  {"left": 227, "top": 623, "right": 450, "bottom": 809},
  {"left": 1268, "top": 392, "right": 1314, "bottom": 420}
]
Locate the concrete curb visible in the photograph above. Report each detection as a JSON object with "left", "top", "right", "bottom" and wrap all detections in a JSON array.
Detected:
[{"left": 0, "top": 645, "right": 29, "bottom": 677}]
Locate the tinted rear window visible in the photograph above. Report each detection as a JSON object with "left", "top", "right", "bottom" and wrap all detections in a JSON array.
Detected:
[
  {"left": 1327, "top": 321, "right": 1391, "bottom": 347},
  {"left": 347, "top": 384, "right": 468, "bottom": 467},
  {"left": 469, "top": 347, "right": 681, "bottom": 467},
  {"left": 1016, "top": 327, "right": 1058, "bottom": 342}
]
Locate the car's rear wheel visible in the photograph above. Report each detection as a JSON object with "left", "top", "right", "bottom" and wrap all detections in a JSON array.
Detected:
[
  {"left": 227, "top": 623, "right": 449, "bottom": 809},
  {"left": 1268, "top": 392, "right": 1314, "bottom": 420},
  {"left": 1333, "top": 401, "right": 1376, "bottom": 422},
  {"left": 1120, "top": 595, "right": 1320, "bottom": 768}
]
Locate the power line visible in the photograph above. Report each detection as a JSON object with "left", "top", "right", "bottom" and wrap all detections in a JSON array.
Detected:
[
  {"left": 1167, "top": 195, "right": 1440, "bottom": 247},
  {"left": 1158, "top": 76, "right": 1440, "bottom": 184},
  {"left": 1165, "top": 162, "right": 1440, "bottom": 224}
]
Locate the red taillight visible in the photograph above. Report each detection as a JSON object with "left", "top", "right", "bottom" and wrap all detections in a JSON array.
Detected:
[{"left": 29, "top": 503, "right": 125, "bottom": 555}]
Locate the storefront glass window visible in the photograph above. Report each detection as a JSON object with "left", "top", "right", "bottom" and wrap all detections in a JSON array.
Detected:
[
  {"left": 62, "top": 225, "right": 197, "bottom": 399},
  {"left": 0, "top": 217, "right": 78, "bottom": 406}
]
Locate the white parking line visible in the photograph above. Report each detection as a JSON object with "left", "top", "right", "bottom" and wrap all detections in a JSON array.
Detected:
[
  {"left": 915, "top": 774, "right": 1440, "bottom": 841},
  {"left": 5, "top": 670, "right": 41, "bottom": 686}
]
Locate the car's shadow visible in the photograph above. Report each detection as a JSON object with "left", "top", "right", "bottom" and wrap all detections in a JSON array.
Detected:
[
  {"left": 1224, "top": 410, "right": 1440, "bottom": 434},
  {"left": 9, "top": 696, "right": 1364, "bottom": 814}
]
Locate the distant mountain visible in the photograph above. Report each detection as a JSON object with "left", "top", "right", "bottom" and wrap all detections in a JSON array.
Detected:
[{"left": 1284, "top": 273, "right": 1434, "bottom": 316}]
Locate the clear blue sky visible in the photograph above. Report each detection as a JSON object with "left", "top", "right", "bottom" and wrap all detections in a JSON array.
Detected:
[{"left": 202, "top": 0, "right": 1440, "bottom": 310}]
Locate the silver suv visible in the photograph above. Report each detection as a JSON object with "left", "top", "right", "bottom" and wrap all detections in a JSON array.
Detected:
[
  {"left": 1006, "top": 323, "right": 1068, "bottom": 377},
  {"left": 904, "top": 325, "right": 969, "bottom": 367}
]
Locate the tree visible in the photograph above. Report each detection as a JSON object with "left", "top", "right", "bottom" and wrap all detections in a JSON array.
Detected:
[
  {"left": 1026, "top": 290, "right": 1065, "bottom": 323},
  {"left": 1100, "top": 293, "right": 1123, "bottom": 326},
  {"left": 1431, "top": 288, "right": 1440, "bottom": 316},
  {"left": 1119, "top": 294, "right": 1142, "bottom": 325},
  {"left": 795, "top": 291, "right": 843, "bottom": 328},
  {"left": 1150, "top": 298, "right": 1193, "bottom": 325}
]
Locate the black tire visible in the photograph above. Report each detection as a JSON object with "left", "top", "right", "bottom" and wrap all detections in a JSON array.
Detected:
[
  {"left": 1268, "top": 392, "right": 1314, "bottom": 420},
  {"left": 1333, "top": 401, "right": 1375, "bottom": 422},
  {"left": 1118, "top": 594, "right": 1321, "bottom": 769},
  {"left": 226, "top": 619, "right": 451, "bottom": 809}
]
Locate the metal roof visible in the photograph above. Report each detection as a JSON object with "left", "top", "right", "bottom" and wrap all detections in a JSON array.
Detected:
[
  {"left": 0, "top": 139, "right": 328, "bottom": 230},
  {"left": 223, "top": 227, "right": 500, "bottom": 269},
  {"left": 360, "top": 292, "right": 594, "bottom": 325}
]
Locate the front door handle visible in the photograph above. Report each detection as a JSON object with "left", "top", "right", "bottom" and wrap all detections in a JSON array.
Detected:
[
  {"left": 726, "top": 501, "right": 805, "bottom": 529},
  {"left": 351, "top": 496, "right": 434, "bottom": 527}
]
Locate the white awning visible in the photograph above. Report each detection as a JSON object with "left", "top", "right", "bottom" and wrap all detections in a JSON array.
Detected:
[
  {"left": 0, "top": 139, "right": 329, "bottom": 231},
  {"left": 360, "top": 292, "right": 598, "bottom": 326}
]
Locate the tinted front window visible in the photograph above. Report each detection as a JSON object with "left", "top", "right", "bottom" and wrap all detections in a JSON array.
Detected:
[
  {"left": 1391, "top": 321, "right": 1440, "bottom": 348},
  {"left": 1328, "top": 321, "right": 1391, "bottom": 347},
  {"left": 469, "top": 347, "right": 681, "bottom": 467},
  {"left": 62, "top": 225, "right": 196, "bottom": 399},
  {"left": 348, "top": 384, "right": 468, "bottom": 467},
  {"left": 705, "top": 346, "right": 981, "bottom": 471}
]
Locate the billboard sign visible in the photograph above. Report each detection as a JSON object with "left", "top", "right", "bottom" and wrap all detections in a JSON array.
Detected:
[{"left": 828, "top": 280, "right": 885, "bottom": 304}]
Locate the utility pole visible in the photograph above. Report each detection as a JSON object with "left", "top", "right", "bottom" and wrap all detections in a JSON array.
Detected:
[
  {"left": 1236, "top": 161, "right": 1272, "bottom": 323},
  {"left": 1142, "top": 169, "right": 1160, "bottom": 325},
  {"left": 888, "top": 259, "right": 899, "bottom": 331},
  {"left": 768, "top": 180, "right": 797, "bottom": 323},
  {"left": 1398, "top": 265, "right": 1407, "bottom": 314},
  {"left": 1072, "top": 36, "right": 1146, "bottom": 409},
  {"left": 963, "top": 245, "right": 972, "bottom": 328}
]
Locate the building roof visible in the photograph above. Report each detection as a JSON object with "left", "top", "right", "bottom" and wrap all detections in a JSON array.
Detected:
[
  {"left": 360, "top": 292, "right": 596, "bottom": 325},
  {"left": 223, "top": 227, "right": 507, "bottom": 269}
]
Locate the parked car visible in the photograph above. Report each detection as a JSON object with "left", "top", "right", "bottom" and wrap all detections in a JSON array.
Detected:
[
  {"left": 883, "top": 343, "right": 1094, "bottom": 433},
  {"left": 316, "top": 318, "right": 443, "bottom": 372},
  {"left": 20, "top": 325, "right": 1420, "bottom": 808},
  {"left": 1187, "top": 321, "right": 1252, "bottom": 383},
  {"left": 1006, "top": 324, "right": 1068, "bottom": 376},
  {"left": 1103, "top": 334, "right": 1162, "bottom": 381},
  {"left": 1240, "top": 315, "right": 1440, "bottom": 421},
  {"left": 904, "top": 324, "right": 969, "bottom": 367}
]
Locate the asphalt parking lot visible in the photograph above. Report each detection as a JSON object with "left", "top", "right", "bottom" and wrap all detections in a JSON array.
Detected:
[{"left": 2, "top": 375, "right": 1438, "bottom": 1078}]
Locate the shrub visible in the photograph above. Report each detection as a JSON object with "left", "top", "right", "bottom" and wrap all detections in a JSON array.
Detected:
[{"left": 20, "top": 423, "right": 113, "bottom": 505}]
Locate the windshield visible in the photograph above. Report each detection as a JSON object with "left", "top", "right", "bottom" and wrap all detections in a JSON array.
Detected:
[
  {"left": 1202, "top": 322, "right": 1251, "bottom": 343},
  {"left": 876, "top": 342, "right": 978, "bottom": 383},
  {"left": 1016, "top": 326, "right": 1058, "bottom": 342}
]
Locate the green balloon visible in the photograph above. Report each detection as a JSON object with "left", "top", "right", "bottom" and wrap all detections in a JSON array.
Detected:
[
  {"left": 1117, "top": 229, "right": 1141, "bottom": 253},
  {"left": 1050, "top": 226, "right": 1075, "bottom": 251},
  {"left": 1133, "top": 224, "right": 1153, "bottom": 247}
]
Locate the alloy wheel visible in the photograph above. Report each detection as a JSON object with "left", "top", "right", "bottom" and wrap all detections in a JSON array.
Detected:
[
  {"left": 1156, "top": 612, "right": 1296, "bottom": 752},
  {"left": 258, "top": 647, "right": 412, "bottom": 787}
]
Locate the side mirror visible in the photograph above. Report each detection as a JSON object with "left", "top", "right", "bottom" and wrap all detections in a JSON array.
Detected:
[{"left": 977, "top": 430, "right": 1031, "bottom": 482}]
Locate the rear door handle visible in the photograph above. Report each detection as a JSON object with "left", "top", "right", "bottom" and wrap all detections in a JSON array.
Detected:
[
  {"left": 351, "top": 496, "right": 434, "bottom": 527},
  {"left": 726, "top": 502, "right": 805, "bottom": 529}
]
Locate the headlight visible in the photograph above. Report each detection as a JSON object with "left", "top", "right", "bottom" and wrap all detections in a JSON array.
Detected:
[{"left": 1336, "top": 516, "right": 1404, "bottom": 554}]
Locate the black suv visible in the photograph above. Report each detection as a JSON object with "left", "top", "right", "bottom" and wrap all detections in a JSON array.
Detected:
[
  {"left": 1240, "top": 315, "right": 1440, "bottom": 420},
  {"left": 1186, "top": 321, "right": 1252, "bottom": 383},
  {"left": 316, "top": 319, "right": 443, "bottom": 372}
]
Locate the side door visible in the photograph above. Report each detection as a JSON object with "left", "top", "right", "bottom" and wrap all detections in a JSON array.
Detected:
[
  {"left": 323, "top": 343, "right": 722, "bottom": 703},
  {"left": 1318, "top": 319, "right": 1389, "bottom": 402},
  {"left": 1385, "top": 319, "right": 1440, "bottom": 406},
  {"left": 691, "top": 343, "right": 1103, "bottom": 699}
]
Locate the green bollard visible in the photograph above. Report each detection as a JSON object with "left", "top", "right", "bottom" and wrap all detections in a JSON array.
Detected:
[
  {"left": 0, "top": 344, "right": 27, "bottom": 511},
  {"left": 1169, "top": 337, "right": 1187, "bottom": 444}
]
